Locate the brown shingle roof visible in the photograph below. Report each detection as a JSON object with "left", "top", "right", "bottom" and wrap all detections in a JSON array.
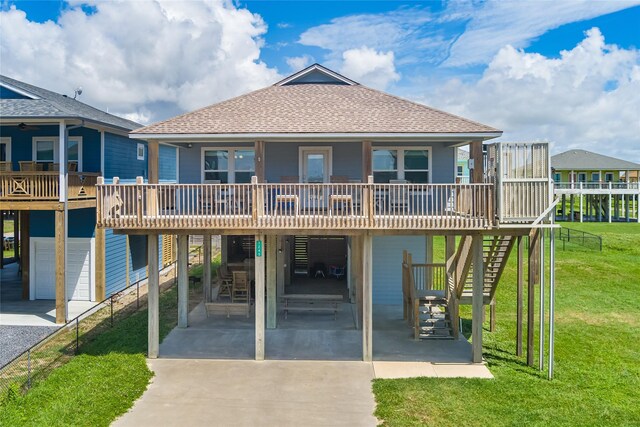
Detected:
[{"left": 133, "top": 83, "right": 500, "bottom": 135}]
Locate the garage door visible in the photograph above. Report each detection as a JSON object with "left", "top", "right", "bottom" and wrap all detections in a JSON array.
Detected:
[{"left": 32, "top": 238, "right": 93, "bottom": 301}]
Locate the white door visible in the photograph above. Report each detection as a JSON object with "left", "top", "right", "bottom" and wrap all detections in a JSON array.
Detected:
[
  {"left": 32, "top": 238, "right": 93, "bottom": 301},
  {"left": 300, "top": 147, "right": 332, "bottom": 210}
]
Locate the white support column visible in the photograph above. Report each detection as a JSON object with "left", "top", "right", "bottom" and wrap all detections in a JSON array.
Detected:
[
  {"left": 579, "top": 187, "right": 584, "bottom": 222},
  {"left": 608, "top": 192, "right": 612, "bottom": 223},
  {"left": 203, "top": 235, "right": 211, "bottom": 302},
  {"left": 471, "top": 235, "right": 484, "bottom": 363},
  {"left": 255, "top": 234, "right": 266, "bottom": 360},
  {"left": 177, "top": 234, "right": 189, "bottom": 328},
  {"left": 539, "top": 229, "right": 545, "bottom": 371},
  {"left": 148, "top": 235, "right": 160, "bottom": 358},
  {"left": 362, "top": 233, "right": 373, "bottom": 362}
]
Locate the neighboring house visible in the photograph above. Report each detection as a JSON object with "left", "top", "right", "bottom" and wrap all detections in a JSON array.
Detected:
[
  {"left": 97, "top": 64, "right": 554, "bottom": 365},
  {"left": 0, "top": 75, "right": 178, "bottom": 323},
  {"left": 456, "top": 148, "right": 470, "bottom": 183},
  {"left": 551, "top": 149, "right": 640, "bottom": 222}
]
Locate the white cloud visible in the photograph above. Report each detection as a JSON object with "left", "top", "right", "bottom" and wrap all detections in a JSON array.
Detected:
[
  {"left": 298, "top": 2, "right": 639, "bottom": 69},
  {"left": 340, "top": 47, "right": 400, "bottom": 89},
  {"left": 0, "top": 1, "right": 281, "bottom": 123},
  {"left": 285, "top": 54, "right": 314, "bottom": 71},
  {"left": 444, "top": 0, "right": 640, "bottom": 67},
  {"left": 426, "top": 28, "right": 640, "bottom": 161}
]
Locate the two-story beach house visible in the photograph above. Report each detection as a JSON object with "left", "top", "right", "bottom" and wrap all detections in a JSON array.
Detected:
[
  {"left": 97, "top": 64, "right": 554, "bottom": 365},
  {"left": 0, "top": 75, "right": 178, "bottom": 323},
  {"left": 551, "top": 149, "right": 640, "bottom": 222}
]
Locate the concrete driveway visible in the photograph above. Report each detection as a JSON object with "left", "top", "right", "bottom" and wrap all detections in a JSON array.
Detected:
[{"left": 113, "top": 359, "right": 378, "bottom": 427}]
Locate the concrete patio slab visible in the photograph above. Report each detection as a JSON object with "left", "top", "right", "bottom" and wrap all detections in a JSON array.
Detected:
[
  {"left": 372, "top": 361, "right": 493, "bottom": 379},
  {"left": 0, "top": 300, "right": 96, "bottom": 326},
  {"left": 113, "top": 359, "right": 378, "bottom": 427}
]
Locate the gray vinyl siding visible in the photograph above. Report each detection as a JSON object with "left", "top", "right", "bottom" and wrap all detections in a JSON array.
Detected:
[
  {"left": 176, "top": 141, "right": 456, "bottom": 183},
  {"left": 372, "top": 236, "right": 426, "bottom": 305}
]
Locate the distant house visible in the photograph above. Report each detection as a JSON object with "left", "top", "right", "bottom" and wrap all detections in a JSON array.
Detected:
[
  {"left": 456, "top": 148, "right": 469, "bottom": 183},
  {"left": 0, "top": 75, "right": 178, "bottom": 323},
  {"left": 551, "top": 149, "right": 640, "bottom": 223}
]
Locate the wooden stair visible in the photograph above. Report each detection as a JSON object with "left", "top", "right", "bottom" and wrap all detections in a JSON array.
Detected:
[
  {"left": 458, "top": 235, "right": 515, "bottom": 305},
  {"left": 414, "top": 293, "right": 455, "bottom": 340},
  {"left": 293, "top": 235, "right": 309, "bottom": 275}
]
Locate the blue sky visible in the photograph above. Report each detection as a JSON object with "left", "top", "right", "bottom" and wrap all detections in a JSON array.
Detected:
[{"left": 2, "top": 1, "right": 640, "bottom": 160}]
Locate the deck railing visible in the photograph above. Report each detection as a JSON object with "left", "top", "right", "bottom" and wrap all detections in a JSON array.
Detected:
[
  {"left": 96, "top": 177, "right": 496, "bottom": 231},
  {"left": 0, "top": 172, "right": 100, "bottom": 202},
  {"left": 554, "top": 182, "right": 640, "bottom": 191}
]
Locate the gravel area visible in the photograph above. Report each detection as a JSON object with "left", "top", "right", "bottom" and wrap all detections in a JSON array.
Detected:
[{"left": 0, "top": 325, "right": 60, "bottom": 368}]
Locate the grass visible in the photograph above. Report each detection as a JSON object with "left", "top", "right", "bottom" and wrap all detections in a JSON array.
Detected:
[
  {"left": 374, "top": 223, "right": 640, "bottom": 426},
  {"left": 0, "top": 256, "right": 218, "bottom": 427}
]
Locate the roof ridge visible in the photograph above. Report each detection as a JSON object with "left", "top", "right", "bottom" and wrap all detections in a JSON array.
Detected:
[
  {"left": 132, "top": 85, "right": 275, "bottom": 133},
  {"left": 356, "top": 84, "right": 500, "bottom": 133}
]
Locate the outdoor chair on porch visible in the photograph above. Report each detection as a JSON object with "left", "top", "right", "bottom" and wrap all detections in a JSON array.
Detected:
[
  {"left": 0, "top": 161, "right": 13, "bottom": 171},
  {"left": 232, "top": 271, "right": 250, "bottom": 303},
  {"left": 216, "top": 266, "right": 233, "bottom": 300},
  {"left": 19, "top": 161, "right": 37, "bottom": 171}
]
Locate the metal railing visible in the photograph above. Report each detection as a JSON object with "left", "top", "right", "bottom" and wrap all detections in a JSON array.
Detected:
[
  {"left": 96, "top": 176, "right": 497, "bottom": 231},
  {"left": 0, "top": 245, "right": 202, "bottom": 400}
]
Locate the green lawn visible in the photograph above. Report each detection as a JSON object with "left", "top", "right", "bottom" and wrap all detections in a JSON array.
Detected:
[
  {"left": 374, "top": 223, "right": 640, "bottom": 426},
  {"left": 0, "top": 257, "right": 219, "bottom": 427}
]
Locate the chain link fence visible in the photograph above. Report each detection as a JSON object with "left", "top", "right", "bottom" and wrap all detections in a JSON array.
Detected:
[{"left": 0, "top": 245, "right": 206, "bottom": 402}]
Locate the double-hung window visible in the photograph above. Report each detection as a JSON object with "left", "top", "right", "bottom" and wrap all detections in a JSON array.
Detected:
[
  {"left": 554, "top": 172, "right": 561, "bottom": 182},
  {"left": 591, "top": 172, "right": 600, "bottom": 182},
  {"left": 373, "top": 147, "right": 430, "bottom": 183},
  {"left": 202, "top": 148, "right": 255, "bottom": 183},
  {"left": 33, "top": 137, "right": 82, "bottom": 170},
  {"left": 605, "top": 172, "right": 614, "bottom": 183}
]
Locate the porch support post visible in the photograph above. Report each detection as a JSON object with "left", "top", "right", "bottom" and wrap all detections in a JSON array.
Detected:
[
  {"left": 20, "top": 211, "right": 30, "bottom": 300},
  {"left": 255, "top": 233, "right": 266, "bottom": 360},
  {"left": 516, "top": 235, "right": 524, "bottom": 356},
  {"left": 203, "top": 234, "right": 211, "bottom": 302},
  {"left": 221, "top": 235, "right": 228, "bottom": 268},
  {"left": 445, "top": 235, "right": 458, "bottom": 339},
  {"left": 55, "top": 209, "right": 66, "bottom": 324},
  {"left": 276, "top": 236, "right": 285, "bottom": 297},
  {"left": 425, "top": 235, "right": 433, "bottom": 289},
  {"left": 0, "top": 211, "right": 3, "bottom": 269},
  {"left": 148, "top": 234, "right": 159, "bottom": 358},
  {"left": 95, "top": 227, "right": 106, "bottom": 301},
  {"left": 148, "top": 140, "right": 159, "bottom": 184},
  {"left": 352, "top": 235, "right": 363, "bottom": 330},
  {"left": 470, "top": 140, "right": 484, "bottom": 183},
  {"left": 362, "top": 233, "right": 373, "bottom": 362},
  {"left": 527, "top": 229, "right": 540, "bottom": 367},
  {"left": 267, "top": 235, "right": 277, "bottom": 329},
  {"left": 362, "top": 140, "right": 372, "bottom": 181},
  {"left": 254, "top": 141, "right": 265, "bottom": 182},
  {"left": 471, "top": 235, "right": 484, "bottom": 363},
  {"left": 177, "top": 234, "right": 189, "bottom": 328}
]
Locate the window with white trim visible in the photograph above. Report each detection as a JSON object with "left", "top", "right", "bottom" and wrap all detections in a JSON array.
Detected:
[
  {"left": 554, "top": 172, "right": 561, "bottom": 182},
  {"left": 591, "top": 172, "right": 600, "bottom": 182},
  {"left": 0, "top": 137, "right": 11, "bottom": 162},
  {"left": 457, "top": 165, "right": 464, "bottom": 176},
  {"left": 605, "top": 172, "right": 614, "bottom": 182},
  {"left": 372, "top": 148, "right": 430, "bottom": 183},
  {"left": 33, "top": 137, "right": 82, "bottom": 171},
  {"left": 202, "top": 148, "right": 255, "bottom": 183},
  {"left": 137, "top": 143, "right": 145, "bottom": 160},
  {"left": 578, "top": 173, "right": 586, "bottom": 183}
]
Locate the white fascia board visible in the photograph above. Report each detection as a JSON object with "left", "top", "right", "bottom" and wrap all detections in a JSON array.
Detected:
[
  {"left": 0, "top": 82, "right": 40, "bottom": 99},
  {"left": 275, "top": 64, "right": 357, "bottom": 86},
  {"left": 128, "top": 132, "right": 503, "bottom": 142}
]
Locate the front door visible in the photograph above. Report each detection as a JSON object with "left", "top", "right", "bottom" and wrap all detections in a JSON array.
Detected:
[
  {"left": 300, "top": 147, "right": 331, "bottom": 183},
  {"left": 300, "top": 147, "right": 332, "bottom": 209}
]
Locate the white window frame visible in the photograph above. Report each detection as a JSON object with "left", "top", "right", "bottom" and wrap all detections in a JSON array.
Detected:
[
  {"left": 32, "top": 136, "right": 83, "bottom": 171},
  {"left": 605, "top": 172, "right": 614, "bottom": 182},
  {"left": 554, "top": 172, "right": 561, "bottom": 182},
  {"left": 578, "top": 173, "right": 587, "bottom": 183},
  {"left": 137, "top": 143, "right": 145, "bottom": 161},
  {"left": 298, "top": 146, "right": 333, "bottom": 183},
  {"left": 591, "top": 172, "right": 600, "bottom": 182},
  {"left": 200, "top": 147, "right": 255, "bottom": 184},
  {"left": 457, "top": 165, "right": 464, "bottom": 177},
  {"left": 0, "top": 137, "right": 11, "bottom": 162},
  {"left": 373, "top": 146, "right": 432, "bottom": 183}
]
